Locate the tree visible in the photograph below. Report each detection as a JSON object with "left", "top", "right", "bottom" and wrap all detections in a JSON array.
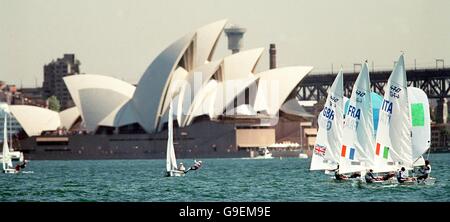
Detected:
[{"left": 48, "top": 95, "right": 61, "bottom": 112}]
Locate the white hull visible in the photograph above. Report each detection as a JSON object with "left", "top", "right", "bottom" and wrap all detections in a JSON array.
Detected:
[
  {"left": 298, "top": 153, "right": 308, "bottom": 159},
  {"left": 400, "top": 177, "right": 436, "bottom": 186},
  {"left": 251, "top": 147, "right": 273, "bottom": 159},
  {"left": 355, "top": 177, "right": 436, "bottom": 186},
  {"left": 167, "top": 170, "right": 185, "bottom": 177},
  {"left": 332, "top": 177, "right": 360, "bottom": 183},
  {"left": 252, "top": 155, "right": 274, "bottom": 159},
  {"left": 3, "top": 168, "right": 18, "bottom": 174}
]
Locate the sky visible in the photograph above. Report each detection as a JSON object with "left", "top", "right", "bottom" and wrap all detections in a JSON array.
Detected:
[{"left": 1, "top": 0, "right": 449, "bottom": 87}]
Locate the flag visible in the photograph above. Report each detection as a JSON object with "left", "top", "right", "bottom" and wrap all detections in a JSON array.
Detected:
[
  {"left": 341, "top": 145, "right": 355, "bottom": 160},
  {"left": 383, "top": 146, "right": 389, "bottom": 159},
  {"left": 349, "top": 148, "right": 355, "bottom": 160},
  {"left": 376, "top": 143, "right": 389, "bottom": 159},
  {"left": 314, "top": 144, "right": 326, "bottom": 156},
  {"left": 341, "top": 145, "right": 346, "bottom": 157}
]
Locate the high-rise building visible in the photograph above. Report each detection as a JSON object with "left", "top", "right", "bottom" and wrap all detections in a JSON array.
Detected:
[{"left": 42, "top": 54, "right": 80, "bottom": 109}]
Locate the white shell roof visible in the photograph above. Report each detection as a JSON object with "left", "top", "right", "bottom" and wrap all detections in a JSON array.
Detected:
[
  {"left": 254, "top": 66, "right": 313, "bottom": 115},
  {"left": 63, "top": 74, "right": 135, "bottom": 131},
  {"left": 59, "top": 106, "right": 80, "bottom": 129},
  {"left": 9, "top": 105, "right": 61, "bottom": 136},
  {"left": 132, "top": 20, "right": 228, "bottom": 133}
]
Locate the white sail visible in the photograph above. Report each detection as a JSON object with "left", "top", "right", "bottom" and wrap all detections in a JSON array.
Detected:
[
  {"left": 339, "top": 63, "right": 375, "bottom": 174},
  {"left": 2, "top": 114, "right": 13, "bottom": 170},
  {"left": 310, "top": 69, "right": 344, "bottom": 171},
  {"left": 374, "top": 55, "right": 413, "bottom": 172},
  {"left": 166, "top": 102, "right": 177, "bottom": 172},
  {"left": 413, "top": 156, "right": 425, "bottom": 167},
  {"left": 408, "top": 87, "right": 431, "bottom": 161}
]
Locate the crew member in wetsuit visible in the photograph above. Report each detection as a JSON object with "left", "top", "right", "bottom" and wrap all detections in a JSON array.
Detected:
[
  {"left": 190, "top": 160, "right": 202, "bottom": 171},
  {"left": 397, "top": 167, "right": 411, "bottom": 183},
  {"left": 417, "top": 160, "right": 431, "bottom": 181},
  {"left": 365, "top": 169, "right": 378, "bottom": 183},
  {"left": 334, "top": 165, "right": 348, "bottom": 180},
  {"left": 14, "top": 160, "right": 27, "bottom": 172}
]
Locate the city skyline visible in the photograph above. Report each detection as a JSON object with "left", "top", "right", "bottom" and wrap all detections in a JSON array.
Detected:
[{"left": 1, "top": 0, "right": 449, "bottom": 87}]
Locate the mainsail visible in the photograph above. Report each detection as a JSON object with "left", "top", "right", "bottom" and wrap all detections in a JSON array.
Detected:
[
  {"left": 166, "top": 102, "right": 178, "bottom": 172},
  {"left": 408, "top": 87, "right": 431, "bottom": 162},
  {"left": 310, "top": 69, "right": 344, "bottom": 171},
  {"left": 374, "top": 55, "right": 413, "bottom": 172},
  {"left": 339, "top": 62, "right": 375, "bottom": 174},
  {"left": 344, "top": 92, "right": 383, "bottom": 134},
  {"left": 2, "top": 114, "right": 13, "bottom": 170}
]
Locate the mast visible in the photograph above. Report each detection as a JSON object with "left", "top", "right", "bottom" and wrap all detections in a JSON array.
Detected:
[{"left": 9, "top": 113, "right": 12, "bottom": 149}]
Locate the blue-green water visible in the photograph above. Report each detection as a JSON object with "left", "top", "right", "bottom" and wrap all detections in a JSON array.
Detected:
[{"left": 1, "top": 154, "right": 449, "bottom": 202}]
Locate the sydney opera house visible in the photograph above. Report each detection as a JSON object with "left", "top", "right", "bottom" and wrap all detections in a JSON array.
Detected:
[{"left": 8, "top": 20, "right": 315, "bottom": 159}]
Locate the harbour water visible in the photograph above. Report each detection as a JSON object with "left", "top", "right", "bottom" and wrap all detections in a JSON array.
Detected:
[{"left": 1, "top": 153, "right": 449, "bottom": 202}]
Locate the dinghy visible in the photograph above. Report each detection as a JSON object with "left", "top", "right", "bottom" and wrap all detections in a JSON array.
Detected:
[
  {"left": 2, "top": 114, "right": 17, "bottom": 174},
  {"left": 361, "top": 55, "right": 435, "bottom": 186},
  {"left": 252, "top": 147, "right": 274, "bottom": 159},
  {"left": 0, "top": 113, "right": 24, "bottom": 162},
  {"left": 165, "top": 102, "right": 185, "bottom": 177}
]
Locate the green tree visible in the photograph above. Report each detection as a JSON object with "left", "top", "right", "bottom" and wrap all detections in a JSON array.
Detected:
[{"left": 48, "top": 95, "right": 61, "bottom": 112}]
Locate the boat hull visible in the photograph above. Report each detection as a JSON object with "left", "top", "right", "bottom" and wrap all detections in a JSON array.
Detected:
[{"left": 166, "top": 170, "right": 185, "bottom": 177}]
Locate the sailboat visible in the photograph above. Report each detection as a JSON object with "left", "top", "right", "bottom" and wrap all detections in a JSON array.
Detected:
[
  {"left": 359, "top": 55, "right": 434, "bottom": 185},
  {"left": 310, "top": 69, "right": 344, "bottom": 171},
  {"left": 165, "top": 102, "right": 185, "bottom": 177},
  {"left": 339, "top": 62, "right": 376, "bottom": 175},
  {"left": 2, "top": 114, "right": 16, "bottom": 174},
  {"left": 1, "top": 113, "right": 25, "bottom": 161},
  {"left": 372, "top": 55, "right": 412, "bottom": 174}
]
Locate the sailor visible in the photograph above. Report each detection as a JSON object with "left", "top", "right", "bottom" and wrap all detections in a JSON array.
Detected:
[
  {"left": 190, "top": 160, "right": 202, "bottom": 171},
  {"left": 364, "top": 169, "right": 378, "bottom": 183},
  {"left": 20, "top": 160, "right": 27, "bottom": 169},
  {"left": 397, "top": 167, "right": 413, "bottom": 183},
  {"left": 178, "top": 162, "right": 186, "bottom": 171},
  {"left": 334, "top": 165, "right": 348, "bottom": 180},
  {"left": 417, "top": 160, "right": 431, "bottom": 181}
]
